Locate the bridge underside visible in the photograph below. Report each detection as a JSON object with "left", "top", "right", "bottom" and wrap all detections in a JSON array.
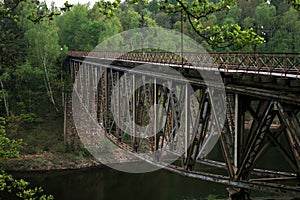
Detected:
[{"left": 66, "top": 56, "right": 300, "bottom": 199}]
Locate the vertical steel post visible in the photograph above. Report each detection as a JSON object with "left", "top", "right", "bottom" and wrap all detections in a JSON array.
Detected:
[
  {"left": 154, "top": 78, "right": 157, "bottom": 150},
  {"left": 94, "top": 66, "right": 97, "bottom": 116},
  {"left": 117, "top": 72, "right": 121, "bottom": 139},
  {"left": 234, "top": 93, "right": 239, "bottom": 173},
  {"left": 132, "top": 74, "right": 136, "bottom": 140},
  {"left": 82, "top": 64, "right": 86, "bottom": 104},
  {"left": 104, "top": 68, "right": 108, "bottom": 130},
  {"left": 181, "top": 11, "right": 184, "bottom": 67},
  {"left": 70, "top": 60, "right": 74, "bottom": 82},
  {"left": 77, "top": 62, "right": 81, "bottom": 96},
  {"left": 124, "top": 73, "right": 130, "bottom": 142},
  {"left": 87, "top": 64, "right": 90, "bottom": 110},
  {"left": 185, "top": 83, "right": 189, "bottom": 158}
]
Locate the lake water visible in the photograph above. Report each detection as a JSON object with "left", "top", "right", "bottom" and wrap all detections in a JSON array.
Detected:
[
  {"left": 10, "top": 166, "right": 228, "bottom": 200},
  {"left": 6, "top": 147, "right": 295, "bottom": 200}
]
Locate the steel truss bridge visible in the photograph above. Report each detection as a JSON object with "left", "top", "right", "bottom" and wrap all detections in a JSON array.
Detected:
[{"left": 65, "top": 51, "right": 300, "bottom": 199}]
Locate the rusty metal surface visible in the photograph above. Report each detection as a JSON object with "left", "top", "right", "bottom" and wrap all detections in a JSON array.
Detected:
[
  {"left": 69, "top": 57, "right": 300, "bottom": 106},
  {"left": 66, "top": 55, "right": 300, "bottom": 198}
]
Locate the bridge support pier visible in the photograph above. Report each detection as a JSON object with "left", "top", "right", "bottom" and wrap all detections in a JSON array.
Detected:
[{"left": 227, "top": 188, "right": 250, "bottom": 200}]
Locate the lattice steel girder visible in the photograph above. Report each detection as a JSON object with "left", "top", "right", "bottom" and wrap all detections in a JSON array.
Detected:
[
  {"left": 196, "top": 94, "right": 211, "bottom": 159},
  {"left": 118, "top": 73, "right": 131, "bottom": 142},
  {"left": 184, "top": 88, "right": 208, "bottom": 170},
  {"left": 82, "top": 65, "right": 87, "bottom": 106},
  {"left": 252, "top": 121, "right": 293, "bottom": 168},
  {"left": 96, "top": 68, "right": 101, "bottom": 123},
  {"left": 257, "top": 129, "right": 299, "bottom": 171},
  {"left": 89, "top": 66, "right": 94, "bottom": 111},
  {"left": 219, "top": 120, "right": 235, "bottom": 178},
  {"left": 276, "top": 102, "right": 300, "bottom": 169},
  {"left": 99, "top": 68, "right": 104, "bottom": 123},
  {"left": 170, "top": 85, "right": 182, "bottom": 131},
  {"left": 246, "top": 100, "right": 270, "bottom": 140},
  {"left": 233, "top": 94, "right": 247, "bottom": 170},
  {"left": 160, "top": 81, "right": 173, "bottom": 150},
  {"left": 103, "top": 68, "right": 109, "bottom": 129},
  {"left": 153, "top": 78, "right": 157, "bottom": 151},
  {"left": 68, "top": 57, "right": 300, "bottom": 197},
  {"left": 184, "top": 83, "right": 190, "bottom": 165},
  {"left": 237, "top": 101, "right": 276, "bottom": 179},
  {"left": 208, "top": 88, "right": 235, "bottom": 178},
  {"left": 109, "top": 70, "right": 121, "bottom": 137}
]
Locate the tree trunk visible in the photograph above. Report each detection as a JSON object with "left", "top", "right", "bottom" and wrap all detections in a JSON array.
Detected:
[
  {"left": 43, "top": 59, "right": 58, "bottom": 112},
  {"left": 0, "top": 80, "right": 9, "bottom": 117}
]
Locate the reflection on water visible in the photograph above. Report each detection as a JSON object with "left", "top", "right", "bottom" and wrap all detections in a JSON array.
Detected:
[
  {"left": 10, "top": 166, "right": 227, "bottom": 200},
  {"left": 6, "top": 146, "right": 295, "bottom": 200}
]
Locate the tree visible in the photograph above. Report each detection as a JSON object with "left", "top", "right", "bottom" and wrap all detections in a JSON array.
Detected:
[
  {"left": 0, "top": 117, "right": 54, "bottom": 199},
  {"left": 0, "top": 0, "right": 27, "bottom": 117},
  {"left": 154, "top": 12, "right": 172, "bottom": 29},
  {"left": 56, "top": 3, "right": 122, "bottom": 50},
  {"left": 118, "top": 7, "right": 140, "bottom": 30},
  {"left": 242, "top": 17, "right": 255, "bottom": 29},
  {"left": 0, "top": 0, "right": 72, "bottom": 117},
  {"left": 0, "top": 0, "right": 71, "bottom": 197},
  {"left": 238, "top": 0, "right": 259, "bottom": 19},
  {"left": 286, "top": 0, "right": 300, "bottom": 10},
  {"left": 227, "top": 5, "right": 242, "bottom": 23},
  {"left": 56, "top": 4, "right": 91, "bottom": 50},
  {"left": 269, "top": 7, "right": 300, "bottom": 52},
  {"left": 25, "top": 22, "right": 62, "bottom": 111},
  {"left": 161, "top": 0, "right": 264, "bottom": 49},
  {"left": 98, "top": 17, "right": 123, "bottom": 43},
  {"left": 147, "top": 0, "right": 159, "bottom": 15},
  {"left": 255, "top": 2, "right": 276, "bottom": 31},
  {"left": 6, "top": 0, "right": 67, "bottom": 115},
  {"left": 253, "top": 2, "right": 277, "bottom": 51},
  {"left": 96, "top": 0, "right": 264, "bottom": 49},
  {"left": 97, "top": 0, "right": 300, "bottom": 49}
]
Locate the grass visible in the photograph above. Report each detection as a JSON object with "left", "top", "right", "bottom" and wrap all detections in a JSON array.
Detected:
[
  {"left": 23, "top": 118, "right": 64, "bottom": 154},
  {"left": 7, "top": 109, "right": 65, "bottom": 155}
]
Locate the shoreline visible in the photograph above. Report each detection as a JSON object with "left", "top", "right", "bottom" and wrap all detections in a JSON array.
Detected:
[{"left": 0, "top": 152, "right": 102, "bottom": 172}]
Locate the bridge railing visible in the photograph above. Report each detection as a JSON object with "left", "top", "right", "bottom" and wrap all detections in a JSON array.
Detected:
[
  {"left": 210, "top": 52, "right": 300, "bottom": 75},
  {"left": 68, "top": 51, "right": 300, "bottom": 77}
]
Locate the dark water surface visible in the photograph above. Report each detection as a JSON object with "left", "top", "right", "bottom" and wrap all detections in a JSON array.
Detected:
[
  {"left": 11, "top": 166, "right": 228, "bottom": 200},
  {"left": 6, "top": 147, "right": 294, "bottom": 200}
]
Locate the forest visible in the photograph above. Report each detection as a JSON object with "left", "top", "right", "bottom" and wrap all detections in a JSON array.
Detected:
[
  {"left": 0, "top": 0, "right": 299, "bottom": 158},
  {"left": 0, "top": 0, "right": 299, "bottom": 198},
  {"left": 0, "top": 0, "right": 299, "bottom": 162},
  {"left": 0, "top": 0, "right": 299, "bottom": 118},
  {"left": 55, "top": 0, "right": 300, "bottom": 52}
]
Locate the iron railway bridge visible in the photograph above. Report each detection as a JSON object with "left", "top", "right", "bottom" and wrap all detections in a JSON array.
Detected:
[{"left": 65, "top": 51, "right": 300, "bottom": 199}]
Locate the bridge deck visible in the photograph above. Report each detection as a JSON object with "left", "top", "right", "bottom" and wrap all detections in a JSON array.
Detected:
[{"left": 68, "top": 51, "right": 300, "bottom": 78}]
